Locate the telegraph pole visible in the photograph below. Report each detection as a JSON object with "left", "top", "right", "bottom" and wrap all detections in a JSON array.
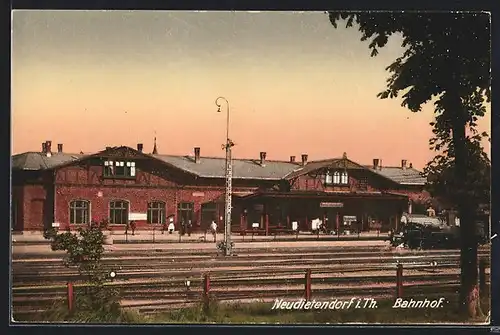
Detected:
[{"left": 215, "top": 96, "right": 234, "bottom": 256}]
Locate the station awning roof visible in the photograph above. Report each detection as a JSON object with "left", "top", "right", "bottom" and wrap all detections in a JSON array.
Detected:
[{"left": 237, "top": 190, "right": 408, "bottom": 201}]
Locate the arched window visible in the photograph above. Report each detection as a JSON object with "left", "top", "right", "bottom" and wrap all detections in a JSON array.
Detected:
[
  {"left": 109, "top": 200, "right": 129, "bottom": 224},
  {"left": 333, "top": 171, "right": 340, "bottom": 184},
  {"left": 341, "top": 171, "right": 349, "bottom": 184},
  {"left": 69, "top": 200, "right": 90, "bottom": 224},
  {"left": 147, "top": 201, "right": 166, "bottom": 224}
]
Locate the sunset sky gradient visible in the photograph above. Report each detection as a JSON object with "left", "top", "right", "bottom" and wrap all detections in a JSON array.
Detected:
[{"left": 11, "top": 11, "right": 491, "bottom": 169}]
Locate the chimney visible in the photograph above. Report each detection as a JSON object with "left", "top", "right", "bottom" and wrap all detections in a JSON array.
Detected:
[
  {"left": 42, "top": 142, "right": 47, "bottom": 153},
  {"left": 57, "top": 144, "right": 63, "bottom": 153},
  {"left": 401, "top": 159, "right": 408, "bottom": 170},
  {"left": 194, "top": 147, "right": 201, "bottom": 163},
  {"left": 259, "top": 152, "right": 267, "bottom": 166},
  {"left": 409, "top": 162, "right": 413, "bottom": 168},
  {"left": 137, "top": 143, "right": 143, "bottom": 152},
  {"left": 373, "top": 158, "right": 380, "bottom": 169},
  {"left": 301, "top": 154, "right": 308, "bottom": 166},
  {"left": 45, "top": 140, "right": 52, "bottom": 157},
  {"left": 290, "top": 155, "right": 296, "bottom": 163}
]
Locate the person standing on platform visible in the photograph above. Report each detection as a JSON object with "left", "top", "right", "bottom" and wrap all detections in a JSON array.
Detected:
[
  {"left": 167, "top": 217, "right": 175, "bottom": 234},
  {"left": 210, "top": 220, "right": 218, "bottom": 242}
]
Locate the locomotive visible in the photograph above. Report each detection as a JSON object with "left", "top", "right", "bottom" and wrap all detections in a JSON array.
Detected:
[{"left": 389, "top": 212, "right": 488, "bottom": 249}]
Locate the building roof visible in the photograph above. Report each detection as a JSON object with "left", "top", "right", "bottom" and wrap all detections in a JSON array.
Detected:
[
  {"left": 11, "top": 147, "right": 426, "bottom": 185},
  {"left": 364, "top": 166, "right": 427, "bottom": 186},
  {"left": 11, "top": 150, "right": 298, "bottom": 180},
  {"left": 11, "top": 152, "right": 85, "bottom": 171},
  {"left": 152, "top": 154, "right": 298, "bottom": 180}
]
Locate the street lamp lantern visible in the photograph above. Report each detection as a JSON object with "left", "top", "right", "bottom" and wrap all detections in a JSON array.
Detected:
[{"left": 215, "top": 96, "right": 234, "bottom": 257}]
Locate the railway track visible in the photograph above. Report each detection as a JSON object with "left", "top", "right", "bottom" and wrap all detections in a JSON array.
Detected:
[
  {"left": 11, "top": 245, "right": 490, "bottom": 319},
  {"left": 13, "top": 273, "right": 490, "bottom": 317},
  {"left": 12, "top": 248, "right": 489, "bottom": 285},
  {"left": 13, "top": 243, "right": 490, "bottom": 259}
]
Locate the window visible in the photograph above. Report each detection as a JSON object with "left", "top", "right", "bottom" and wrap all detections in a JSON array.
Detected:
[
  {"left": 178, "top": 202, "right": 194, "bottom": 211},
  {"left": 325, "top": 172, "right": 333, "bottom": 185},
  {"left": 115, "top": 161, "right": 125, "bottom": 176},
  {"left": 147, "top": 201, "right": 166, "bottom": 224},
  {"left": 333, "top": 171, "right": 340, "bottom": 184},
  {"left": 70, "top": 200, "right": 90, "bottom": 224},
  {"left": 104, "top": 160, "right": 136, "bottom": 178},
  {"left": 177, "top": 202, "right": 194, "bottom": 226},
  {"left": 201, "top": 202, "right": 217, "bottom": 228},
  {"left": 358, "top": 177, "right": 368, "bottom": 191},
  {"left": 104, "top": 161, "right": 114, "bottom": 176},
  {"left": 126, "top": 161, "right": 136, "bottom": 176},
  {"left": 109, "top": 200, "right": 129, "bottom": 224},
  {"left": 326, "top": 171, "right": 349, "bottom": 185},
  {"left": 341, "top": 171, "right": 349, "bottom": 184}
]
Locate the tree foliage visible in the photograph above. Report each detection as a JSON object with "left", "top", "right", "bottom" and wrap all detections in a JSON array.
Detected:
[
  {"left": 328, "top": 11, "right": 491, "bottom": 318},
  {"left": 424, "top": 127, "right": 490, "bottom": 210},
  {"left": 328, "top": 12, "right": 490, "bottom": 108}
]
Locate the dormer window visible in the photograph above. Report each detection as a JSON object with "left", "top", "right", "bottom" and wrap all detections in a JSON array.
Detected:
[
  {"left": 104, "top": 160, "right": 136, "bottom": 178},
  {"left": 333, "top": 171, "right": 340, "bottom": 184},
  {"left": 325, "top": 172, "right": 333, "bottom": 184},
  {"left": 340, "top": 171, "right": 348, "bottom": 184},
  {"left": 325, "top": 170, "right": 349, "bottom": 185}
]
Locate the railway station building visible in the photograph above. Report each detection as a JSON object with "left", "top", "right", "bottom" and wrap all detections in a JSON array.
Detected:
[{"left": 12, "top": 140, "right": 430, "bottom": 234}]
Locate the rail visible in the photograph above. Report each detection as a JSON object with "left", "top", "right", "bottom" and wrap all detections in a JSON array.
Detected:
[{"left": 12, "top": 260, "right": 490, "bottom": 316}]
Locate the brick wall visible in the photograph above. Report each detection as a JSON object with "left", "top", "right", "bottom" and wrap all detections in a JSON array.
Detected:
[{"left": 44, "top": 160, "right": 267, "bottom": 231}]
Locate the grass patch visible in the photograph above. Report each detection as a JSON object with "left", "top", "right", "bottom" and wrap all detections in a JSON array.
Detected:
[
  {"left": 151, "top": 293, "right": 491, "bottom": 324},
  {"left": 13, "top": 292, "right": 490, "bottom": 324},
  {"left": 13, "top": 295, "right": 149, "bottom": 324}
]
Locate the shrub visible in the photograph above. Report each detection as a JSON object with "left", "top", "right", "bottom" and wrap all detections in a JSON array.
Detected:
[{"left": 43, "top": 220, "right": 120, "bottom": 321}]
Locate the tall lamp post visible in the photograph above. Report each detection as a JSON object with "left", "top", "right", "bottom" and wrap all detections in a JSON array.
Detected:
[{"left": 216, "top": 96, "right": 234, "bottom": 256}]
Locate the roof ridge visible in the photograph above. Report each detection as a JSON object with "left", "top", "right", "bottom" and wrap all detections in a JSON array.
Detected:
[{"left": 153, "top": 154, "right": 298, "bottom": 164}]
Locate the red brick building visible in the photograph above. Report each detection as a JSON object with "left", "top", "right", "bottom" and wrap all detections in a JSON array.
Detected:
[{"left": 11, "top": 141, "right": 430, "bottom": 234}]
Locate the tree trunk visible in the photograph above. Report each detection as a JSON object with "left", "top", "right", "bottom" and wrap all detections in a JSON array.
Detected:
[{"left": 451, "top": 101, "right": 481, "bottom": 318}]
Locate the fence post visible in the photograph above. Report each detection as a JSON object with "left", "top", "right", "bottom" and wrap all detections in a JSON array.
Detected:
[
  {"left": 203, "top": 273, "right": 211, "bottom": 312},
  {"left": 67, "top": 282, "right": 74, "bottom": 313},
  {"left": 479, "top": 258, "right": 486, "bottom": 294},
  {"left": 396, "top": 263, "right": 403, "bottom": 298},
  {"left": 304, "top": 269, "right": 312, "bottom": 301}
]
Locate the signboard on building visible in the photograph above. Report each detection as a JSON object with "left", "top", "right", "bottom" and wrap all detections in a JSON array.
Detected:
[
  {"left": 320, "top": 202, "right": 343, "bottom": 208},
  {"left": 129, "top": 213, "right": 147, "bottom": 221},
  {"left": 254, "top": 204, "right": 264, "bottom": 211},
  {"left": 192, "top": 192, "right": 205, "bottom": 197},
  {"left": 343, "top": 215, "right": 357, "bottom": 221}
]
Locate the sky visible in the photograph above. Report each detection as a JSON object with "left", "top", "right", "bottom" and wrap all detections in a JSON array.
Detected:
[{"left": 11, "top": 11, "right": 491, "bottom": 169}]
